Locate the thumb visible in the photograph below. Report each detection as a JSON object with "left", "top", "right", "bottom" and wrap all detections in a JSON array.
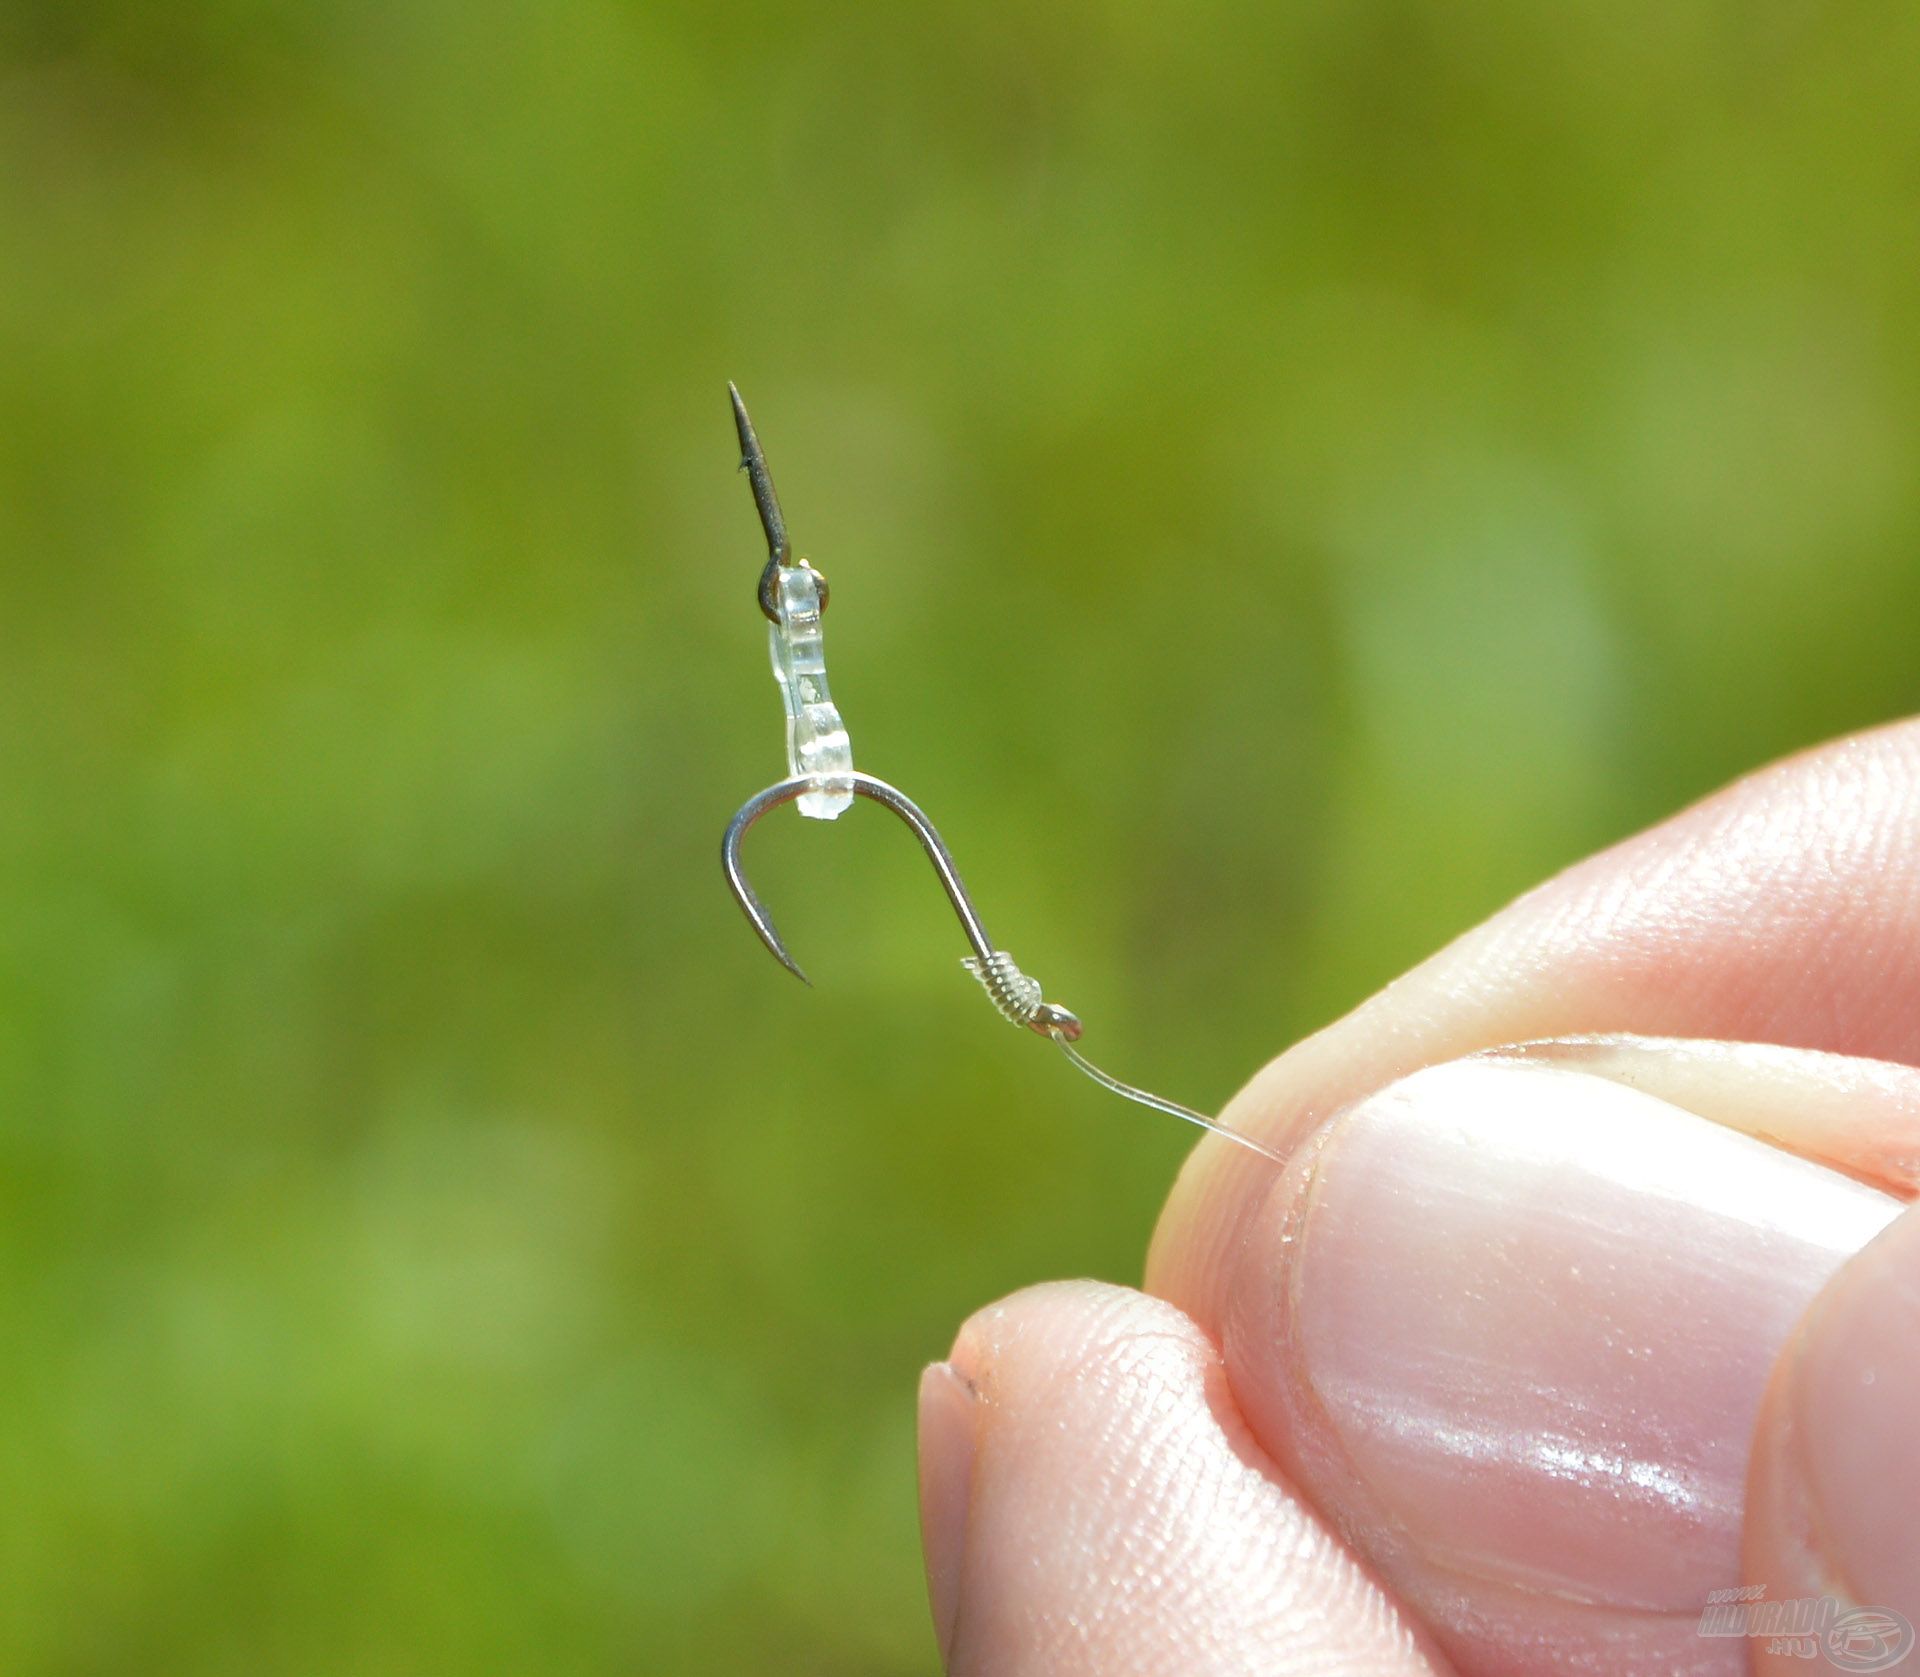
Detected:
[
  {"left": 1745, "top": 1199, "right": 1920, "bottom": 1669},
  {"left": 1192, "top": 1044, "right": 1909, "bottom": 1674}
]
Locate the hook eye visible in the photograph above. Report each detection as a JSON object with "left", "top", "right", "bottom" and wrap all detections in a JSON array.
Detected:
[{"left": 759, "top": 558, "right": 829, "bottom": 623}]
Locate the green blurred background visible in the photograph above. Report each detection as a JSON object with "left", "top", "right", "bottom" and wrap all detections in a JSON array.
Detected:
[{"left": 3, "top": 1, "right": 1919, "bottom": 1671}]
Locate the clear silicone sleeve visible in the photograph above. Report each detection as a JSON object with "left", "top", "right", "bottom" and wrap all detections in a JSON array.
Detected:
[{"left": 766, "top": 563, "right": 853, "bottom": 819}]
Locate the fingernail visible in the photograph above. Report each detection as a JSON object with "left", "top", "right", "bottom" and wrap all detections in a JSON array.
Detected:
[
  {"left": 1491, "top": 1035, "right": 1920, "bottom": 1195},
  {"left": 917, "top": 1361, "right": 977, "bottom": 1667},
  {"left": 1784, "top": 1203, "right": 1920, "bottom": 1611},
  {"left": 1242, "top": 1059, "right": 1899, "bottom": 1613}
]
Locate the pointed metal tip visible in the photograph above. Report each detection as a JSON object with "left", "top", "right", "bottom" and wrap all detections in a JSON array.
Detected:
[
  {"left": 754, "top": 926, "right": 811, "bottom": 988},
  {"left": 755, "top": 924, "right": 813, "bottom": 988},
  {"left": 756, "top": 916, "right": 812, "bottom": 985},
  {"left": 727, "top": 383, "right": 763, "bottom": 468},
  {"left": 728, "top": 381, "right": 791, "bottom": 618},
  {"left": 729, "top": 387, "right": 788, "bottom": 556},
  {"left": 730, "top": 386, "right": 753, "bottom": 464}
]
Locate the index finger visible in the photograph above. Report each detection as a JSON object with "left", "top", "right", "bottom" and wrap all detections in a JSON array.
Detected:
[{"left": 1150, "top": 716, "right": 1920, "bottom": 1323}]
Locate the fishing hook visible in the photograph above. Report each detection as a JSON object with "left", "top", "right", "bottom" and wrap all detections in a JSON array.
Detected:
[{"left": 720, "top": 386, "right": 1283, "bottom": 1165}]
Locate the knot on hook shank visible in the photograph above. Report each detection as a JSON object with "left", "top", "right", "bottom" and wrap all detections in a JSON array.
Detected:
[{"left": 963, "top": 953, "right": 1082, "bottom": 1041}]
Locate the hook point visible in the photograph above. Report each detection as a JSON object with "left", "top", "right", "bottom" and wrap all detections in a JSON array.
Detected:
[{"left": 775, "top": 949, "right": 812, "bottom": 987}]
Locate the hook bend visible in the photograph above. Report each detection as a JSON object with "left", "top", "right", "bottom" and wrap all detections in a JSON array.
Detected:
[
  {"left": 721, "top": 770, "right": 1288, "bottom": 1164},
  {"left": 723, "top": 771, "right": 1081, "bottom": 1037},
  {"left": 723, "top": 770, "right": 999, "bottom": 984}
]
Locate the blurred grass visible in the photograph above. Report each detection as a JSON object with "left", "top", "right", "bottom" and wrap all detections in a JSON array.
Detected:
[{"left": 2, "top": 0, "right": 1919, "bottom": 1670}]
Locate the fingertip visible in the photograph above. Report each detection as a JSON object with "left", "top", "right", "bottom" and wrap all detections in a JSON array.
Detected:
[
  {"left": 945, "top": 1277, "right": 1201, "bottom": 1393},
  {"left": 917, "top": 1361, "right": 976, "bottom": 1668},
  {"left": 1746, "top": 1201, "right": 1920, "bottom": 1634},
  {"left": 924, "top": 1280, "right": 1445, "bottom": 1676}
]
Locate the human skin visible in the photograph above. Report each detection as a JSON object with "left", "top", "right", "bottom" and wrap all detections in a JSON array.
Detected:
[{"left": 917, "top": 718, "right": 1920, "bottom": 1675}]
